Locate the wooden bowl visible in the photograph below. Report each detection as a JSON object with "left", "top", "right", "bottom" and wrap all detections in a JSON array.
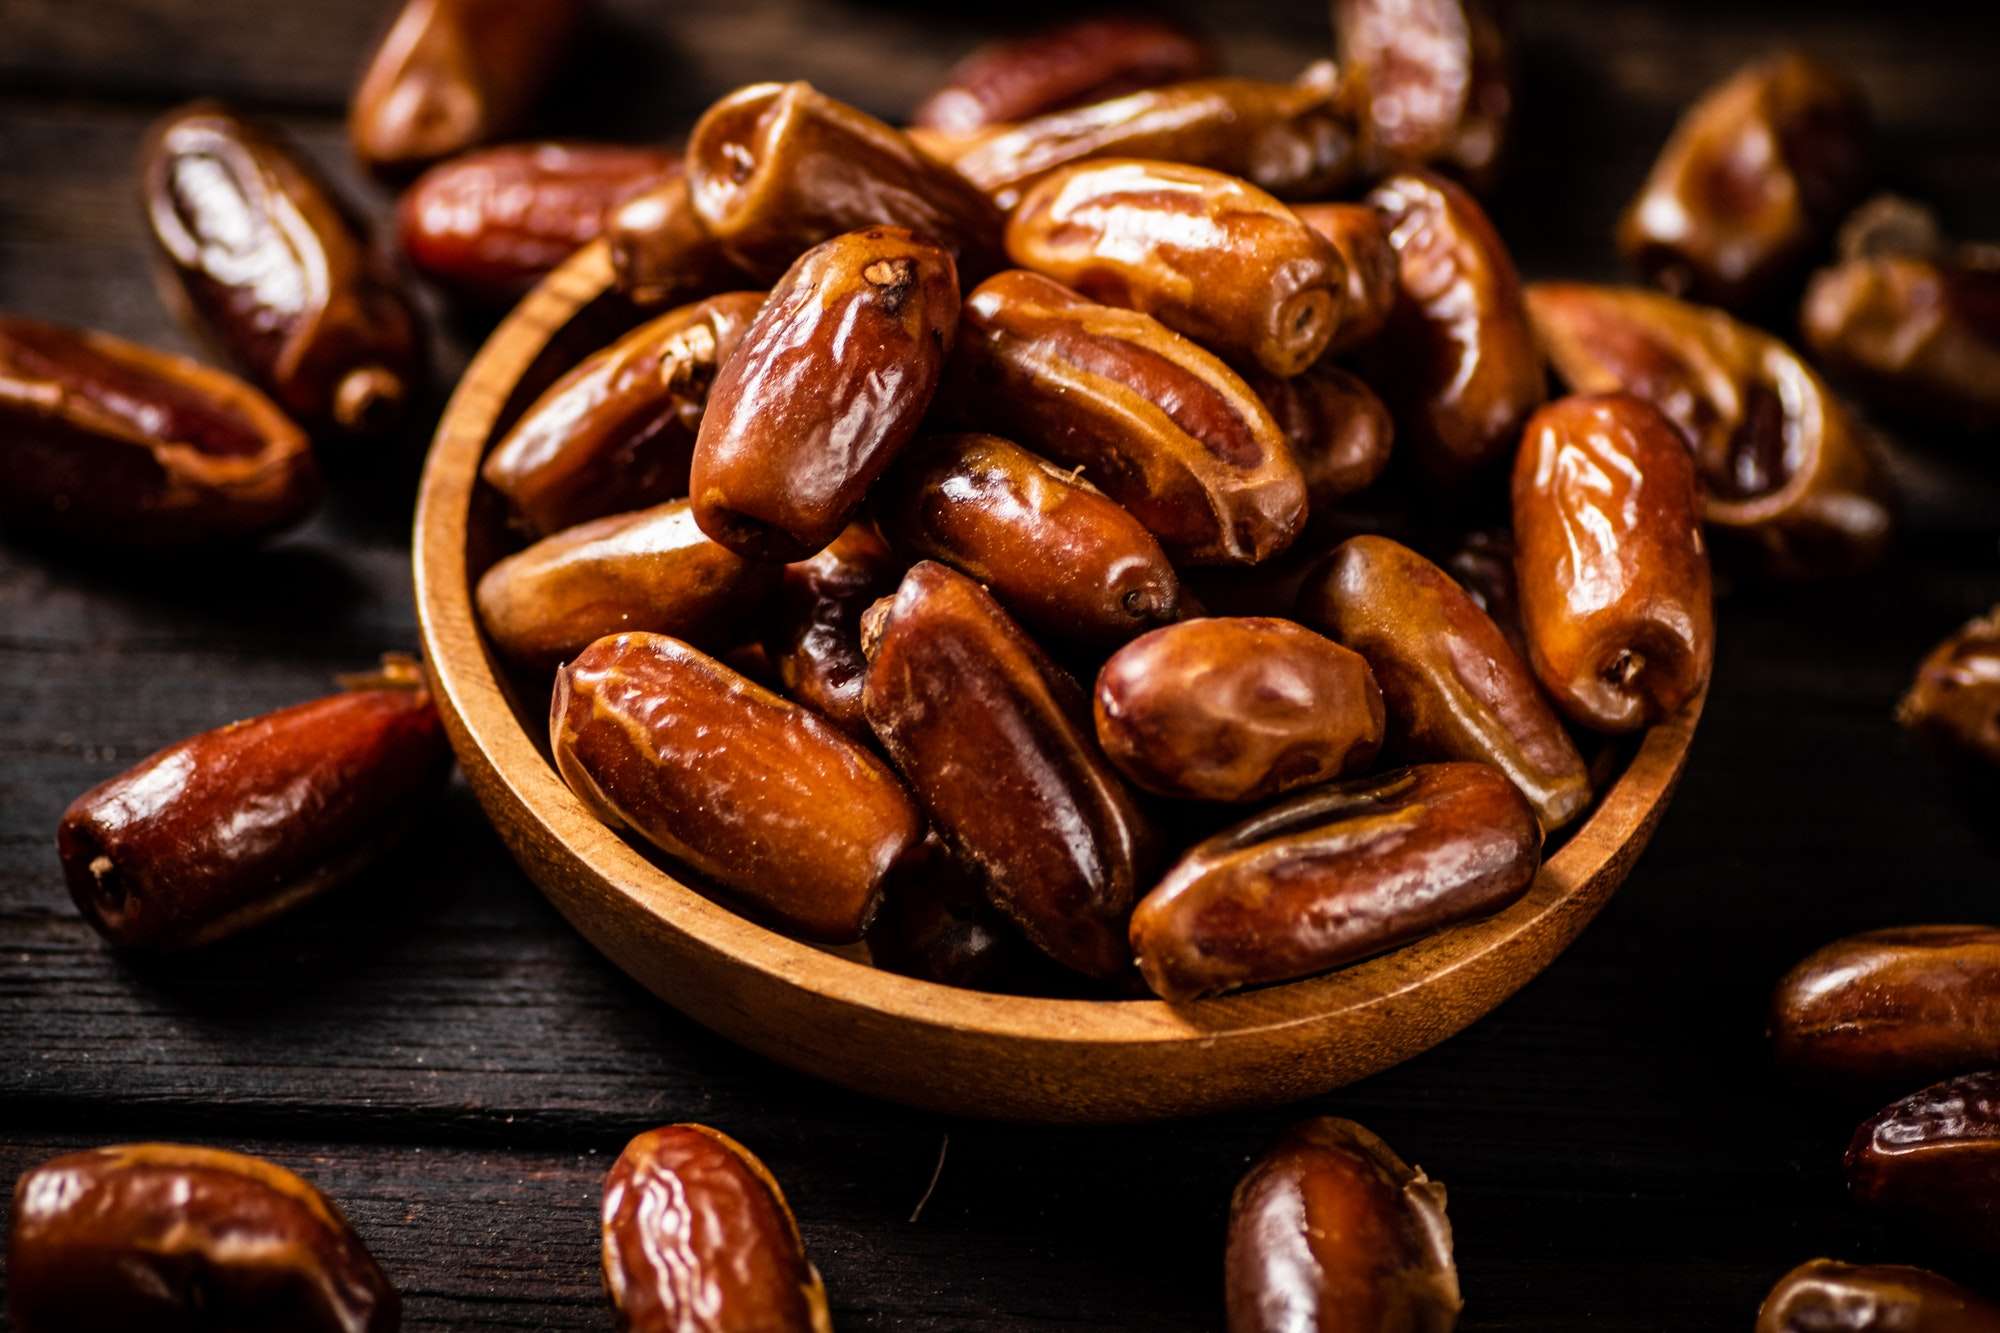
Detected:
[{"left": 414, "top": 240, "right": 1703, "bottom": 1124}]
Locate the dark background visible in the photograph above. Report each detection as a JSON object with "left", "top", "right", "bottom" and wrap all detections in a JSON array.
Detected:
[{"left": 5, "top": 1, "right": 2000, "bottom": 1327}]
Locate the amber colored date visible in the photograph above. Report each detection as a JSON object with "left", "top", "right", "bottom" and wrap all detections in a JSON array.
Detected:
[
  {"left": 874, "top": 432, "right": 1179, "bottom": 643},
  {"left": 867, "top": 832, "right": 1044, "bottom": 992},
  {"left": 1292, "top": 202, "right": 1399, "bottom": 355},
  {"left": 1248, "top": 361, "right": 1395, "bottom": 510},
  {"left": 349, "top": 0, "right": 585, "bottom": 176},
  {"left": 1846, "top": 1071, "right": 2000, "bottom": 1255},
  {"left": 912, "top": 17, "right": 1214, "bottom": 133},
  {"left": 8, "top": 1143, "right": 400, "bottom": 1333},
  {"left": 1757, "top": 1259, "right": 2000, "bottom": 1333},
  {"left": 1898, "top": 606, "right": 2000, "bottom": 767},
  {"left": 1335, "top": 0, "right": 1511, "bottom": 190},
  {"left": 947, "top": 269, "right": 1306, "bottom": 567},
  {"left": 0, "top": 315, "right": 318, "bottom": 547},
  {"left": 56, "top": 662, "right": 451, "bottom": 952},
  {"left": 399, "top": 142, "right": 681, "bottom": 302},
  {"left": 1771, "top": 926, "right": 2000, "bottom": 1086},
  {"left": 601, "top": 1125, "right": 831, "bottom": 1333},
  {"left": 143, "top": 102, "right": 426, "bottom": 436},
  {"left": 553, "top": 633, "right": 919, "bottom": 941},
  {"left": 862, "top": 562, "right": 1156, "bottom": 979},
  {"left": 605, "top": 174, "right": 754, "bottom": 308},
  {"left": 481, "top": 292, "right": 764, "bottom": 536},
  {"left": 766, "top": 524, "right": 903, "bottom": 737}
]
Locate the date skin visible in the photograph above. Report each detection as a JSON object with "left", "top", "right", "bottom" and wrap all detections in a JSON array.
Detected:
[
  {"left": 1757, "top": 1260, "right": 2000, "bottom": 1333},
  {"left": 685, "top": 82, "right": 1005, "bottom": 282},
  {"left": 605, "top": 174, "right": 755, "bottom": 308},
  {"left": 1006, "top": 158, "right": 1348, "bottom": 376},
  {"left": 1898, "top": 606, "right": 2000, "bottom": 767},
  {"left": 1803, "top": 248, "right": 2000, "bottom": 433},
  {"left": 1094, "top": 617, "right": 1384, "bottom": 803},
  {"left": 349, "top": 0, "right": 585, "bottom": 176},
  {"left": 946, "top": 269, "right": 1306, "bottom": 567},
  {"left": 56, "top": 664, "right": 451, "bottom": 952},
  {"left": 874, "top": 431, "right": 1179, "bottom": 643},
  {"left": 475, "top": 500, "right": 782, "bottom": 670},
  {"left": 1335, "top": 0, "right": 1512, "bottom": 190},
  {"left": 862, "top": 561, "right": 1156, "bottom": 979},
  {"left": 1364, "top": 171, "right": 1544, "bottom": 483},
  {"left": 0, "top": 314, "right": 318, "bottom": 546},
  {"left": 8, "top": 1143, "right": 399, "bottom": 1333},
  {"left": 551, "top": 632, "right": 920, "bottom": 942},
  {"left": 692, "top": 227, "right": 959, "bottom": 561},
  {"left": 1620, "top": 51, "right": 1869, "bottom": 309},
  {"left": 1293, "top": 202, "right": 1399, "bottom": 355},
  {"left": 1527, "top": 281, "right": 1894, "bottom": 578},
  {"left": 399, "top": 142, "right": 681, "bottom": 303},
  {"left": 1248, "top": 361, "right": 1395, "bottom": 511},
  {"left": 1772, "top": 926, "right": 2000, "bottom": 1086},
  {"left": 481, "top": 292, "right": 765, "bottom": 536},
  {"left": 1132, "top": 762, "right": 1539, "bottom": 1002},
  {"left": 766, "top": 523, "right": 903, "bottom": 736},
  {"left": 1226, "top": 1118, "right": 1461, "bottom": 1333},
  {"left": 602, "top": 1125, "right": 830, "bottom": 1333},
  {"left": 143, "top": 101, "right": 426, "bottom": 436},
  {"left": 866, "top": 832, "right": 1044, "bottom": 992},
  {"left": 912, "top": 17, "right": 1214, "bottom": 134},
  {"left": 1512, "top": 394, "right": 1714, "bottom": 733},
  {"left": 1299, "top": 535, "right": 1592, "bottom": 832},
  {"left": 1438, "top": 527, "right": 1529, "bottom": 663},
  {"left": 1847, "top": 1071, "right": 2000, "bottom": 1256}
]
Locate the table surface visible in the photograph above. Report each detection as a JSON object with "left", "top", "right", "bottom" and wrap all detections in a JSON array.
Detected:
[{"left": 5, "top": 0, "right": 2000, "bottom": 1327}]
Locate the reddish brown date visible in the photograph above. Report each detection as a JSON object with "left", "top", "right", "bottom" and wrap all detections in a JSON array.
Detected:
[
  {"left": 866, "top": 832, "right": 1044, "bottom": 992},
  {"left": 1846, "top": 1071, "right": 2000, "bottom": 1255},
  {"left": 1226, "top": 1118, "right": 1461, "bottom": 1333},
  {"left": 1898, "top": 606, "right": 2000, "bottom": 767},
  {"left": 766, "top": 524, "right": 903, "bottom": 736},
  {"left": 692, "top": 227, "right": 959, "bottom": 561},
  {"left": 143, "top": 102, "right": 426, "bottom": 436},
  {"left": 912, "top": 17, "right": 1214, "bottom": 134},
  {"left": 602, "top": 1125, "right": 830, "bottom": 1333},
  {"left": 1292, "top": 202, "right": 1399, "bottom": 355},
  {"left": 605, "top": 174, "right": 754, "bottom": 308},
  {"left": 1132, "top": 762, "right": 1539, "bottom": 1001},
  {"left": 873, "top": 432, "right": 1179, "bottom": 643},
  {"left": 1094, "top": 617, "right": 1384, "bottom": 803},
  {"left": 552, "top": 633, "right": 920, "bottom": 942},
  {"left": 1620, "top": 51, "right": 1869, "bottom": 308},
  {"left": 1299, "top": 535, "right": 1591, "bottom": 832},
  {"left": 947, "top": 269, "right": 1306, "bottom": 567},
  {"left": 1335, "top": 0, "right": 1512, "bottom": 190},
  {"left": 0, "top": 315, "right": 318, "bottom": 546},
  {"left": 56, "top": 662, "right": 451, "bottom": 951},
  {"left": 1527, "top": 281, "right": 1894, "bottom": 577},
  {"left": 8, "top": 1143, "right": 400, "bottom": 1333},
  {"left": 1757, "top": 1259, "right": 2000, "bottom": 1333},
  {"left": 1438, "top": 528, "right": 1529, "bottom": 663},
  {"left": 349, "top": 0, "right": 585, "bottom": 176},
  {"left": 1364, "top": 171, "right": 1544, "bottom": 483},
  {"left": 1512, "top": 394, "right": 1714, "bottom": 733},
  {"left": 475, "top": 500, "right": 782, "bottom": 670},
  {"left": 685, "top": 82, "right": 1005, "bottom": 281},
  {"left": 862, "top": 562, "right": 1156, "bottom": 979},
  {"left": 1249, "top": 361, "right": 1395, "bottom": 510},
  {"left": 1772, "top": 926, "right": 2000, "bottom": 1086},
  {"left": 1005, "top": 158, "right": 1349, "bottom": 376},
  {"left": 399, "top": 142, "right": 681, "bottom": 302},
  {"left": 481, "top": 292, "right": 764, "bottom": 536}
]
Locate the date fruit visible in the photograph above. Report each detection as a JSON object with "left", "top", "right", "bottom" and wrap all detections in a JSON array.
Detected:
[
  {"left": 1846, "top": 1070, "right": 2000, "bottom": 1255},
  {"left": 766, "top": 523, "right": 903, "bottom": 736},
  {"left": 913, "top": 17, "right": 1214, "bottom": 134},
  {"left": 1772, "top": 925, "right": 2000, "bottom": 1085},
  {"left": 602, "top": 1125, "right": 830, "bottom": 1333},
  {"left": 1249, "top": 361, "right": 1395, "bottom": 510},
  {"left": 1293, "top": 201, "right": 1399, "bottom": 355},
  {"left": 1335, "top": 0, "right": 1512, "bottom": 189},
  {"left": 606, "top": 174, "right": 754, "bottom": 308},
  {"left": 0, "top": 315, "right": 318, "bottom": 546},
  {"left": 867, "top": 832, "right": 1042, "bottom": 992},
  {"left": 56, "top": 661, "right": 451, "bottom": 951},
  {"left": 553, "top": 633, "right": 919, "bottom": 941},
  {"left": 1898, "top": 606, "right": 2000, "bottom": 767},
  {"left": 1439, "top": 528, "right": 1529, "bottom": 663},
  {"left": 1757, "top": 1259, "right": 2000, "bottom": 1333}
]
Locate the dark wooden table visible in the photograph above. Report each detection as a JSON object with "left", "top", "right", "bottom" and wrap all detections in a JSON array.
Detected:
[{"left": 6, "top": 1, "right": 2000, "bottom": 1326}]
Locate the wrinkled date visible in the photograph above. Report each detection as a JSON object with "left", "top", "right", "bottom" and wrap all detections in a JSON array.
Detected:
[
  {"left": 1226, "top": 1118, "right": 1462, "bottom": 1333},
  {"left": 692, "top": 227, "right": 959, "bottom": 561},
  {"left": 481, "top": 291, "right": 765, "bottom": 536},
  {"left": 475, "top": 500, "right": 782, "bottom": 669},
  {"left": 1005, "top": 159, "right": 1349, "bottom": 376},
  {"left": 766, "top": 523, "right": 903, "bottom": 737},
  {"left": 866, "top": 832, "right": 1044, "bottom": 992},
  {"left": 601, "top": 1125, "right": 830, "bottom": 1333},
  {"left": 1757, "top": 1259, "right": 2000, "bottom": 1333},
  {"left": 606, "top": 174, "right": 755, "bottom": 308},
  {"left": 1364, "top": 171, "right": 1545, "bottom": 483},
  {"left": 946, "top": 269, "right": 1306, "bottom": 567},
  {"left": 1292, "top": 201, "right": 1399, "bottom": 355},
  {"left": 862, "top": 562, "right": 1156, "bottom": 979},
  {"left": 551, "top": 633, "right": 921, "bottom": 942},
  {"left": 1094, "top": 617, "right": 1384, "bottom": 804},
  {"left": 1512, "top": 394, "right": 1714, "bottom": 732},
  {"left": 1132, "top": 762, "right": 1538, "bottom": 1001},
  {"left": 685, "top": 82, "right": 1006, "bottom": 281},
  {"left": 143, "top": 102, "right": 426, "bottom": 436},
  {"left": 349, "top": 0, "right": 585, "bottom": 176},
  {"left": 1620, "top": 51, "right": 1869, "bottom": 308},
  {"left": 1527, "top": 281, "right": 1894, "bottom": 577},
  {"left": 0, "top": 315, "right": 318, "bottom": 546},
  {"left": 1299, "top": 535, "right": 1591, "bottom": 832},
  {"left": 1897, "top": 606, "right": 2000, "bottom": 767},
  {"left": 874, "top": 432, "right": 1180, "bottom": 643},
  {"left": 1846, "top": 1070, "right": 2000, "bottom": 1255},
  {"left": 8, "top": 1143, "right": 400, "bottom": 1333},
  {"left": 1772, "top": 925, "right": 2000, "bottom": 1085},
  {"left": 1335, "top": 0, "right": 1511, "bottom": 189},
  {"left": 56, "top": 662, "right": 451, "bottom": 951},
  {"left": 912, "top": 16, "right": 1214, "bottom": 134},
  {"left": 399, "top": 142, "right": 682, "bottom": 303},
  {"left": 1249, "top": 361, "right": 1395, "bottom": 510}
]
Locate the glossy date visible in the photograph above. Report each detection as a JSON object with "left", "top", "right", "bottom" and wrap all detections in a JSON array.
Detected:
[
  {"left": 912, "top": 16, "right": 1214, "bottom": 133},
  {"left": 1334, "top": 0, "right": 1512, "bottom": 189},
  {"left": 1846, "top": 1070, "right": 2000, "bottom": 1255},
  {"left": 1757, "top": 1259, "right": 2000, "bottom": 1333},
  {"left": 1897, "top": 605, "right": 2000, "bottom": 767},
  {"left": 1771, "top": 925, "right": 2000, "bottom": 1085},
  {"left": 1292, "top": 201, "right": 1399, "bottom": 355},
  {"left": 1249, "top": 361, "right": 1395, "bottom": 510}
]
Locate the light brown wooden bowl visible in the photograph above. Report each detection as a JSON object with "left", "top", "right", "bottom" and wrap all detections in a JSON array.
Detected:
[{"left": 414, "top": 239, "right": 1703, "bottom": 1124}]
